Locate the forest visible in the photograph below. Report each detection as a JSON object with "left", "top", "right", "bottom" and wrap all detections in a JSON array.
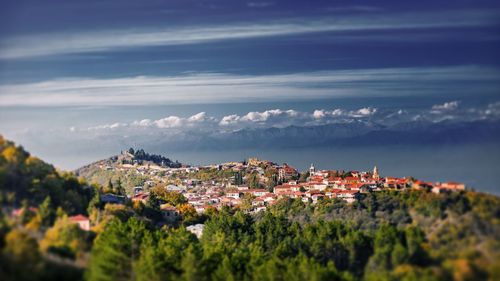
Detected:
[{"left": 0, "top": 135, "right": 499, "bottom": 281}]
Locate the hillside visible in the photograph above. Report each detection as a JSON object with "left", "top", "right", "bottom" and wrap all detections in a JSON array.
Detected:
[
  {"left": 74, "top": 148, "right": 183, "bottom": 195},
  {"left": 0, "top": 136, "right": 499, "bottom": 281},
  {"left": 0, "top": 135, "right": 95, "bottom": 214}
]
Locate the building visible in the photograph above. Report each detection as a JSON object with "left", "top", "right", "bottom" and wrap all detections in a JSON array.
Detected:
[
  {"left": 309, "top": 163, "right": 316, "bottom": 175},
  {"left": 186, "top": 224, "right": 205, "bottom": 239},
  {"left": 432, "top": 182, "right": 466, "bottom": 193},
  {"left": 11, "top": 207, "right": 38, "bottom": 217},
  {"left": 373, "top": 166, "right": 380, "bottom": 180},
  {"left": 160, "top": 204, "right": 180, "bottom": 222},
  {"left": 101, "top": 193, "right": 126, "bottom": 204},
  {"left": 132, "top": 193, "right": 149, "bottom": 204},
  {"left": 69, "top": 215, "right": 90, "bottom": 231},
  {"left": 278, "top": 163, "right": 299, "bottom": 181}
]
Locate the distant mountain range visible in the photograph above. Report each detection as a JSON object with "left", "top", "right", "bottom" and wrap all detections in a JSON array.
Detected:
[{"left": 140, "top": 119, "right": 500, "bottom": 151}]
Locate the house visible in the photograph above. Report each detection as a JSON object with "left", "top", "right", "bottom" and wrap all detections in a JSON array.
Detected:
[
  {"left": 186, "top": 224, "right": 205, "bottom": 239},
  {"left": 384, "top": 177, "right": 408, "bottom": 190},
  {"left": 347, "top": 183, "right": 370, "bottom": 193},
  {"left": 226, "top": 190, "right": 241, "bottom": 199},
  {"left": 160, "top": 204, "right": 180, "bottom": 222},
  {"left": 273, "top": 184, "right": 292, "bottom": 194},
  {"left": 195, "top": 205, "right": 208, "bottom": 214},
  {"left": 290, "top": 191, "right": 304, "bottom": 199},
  {"left": 166, "top": 184, "right": 185, "bottom": 192},
  {"left": 310, "top": 182, "right": 328, "bottom": 191},
  {"left": 132, "top": 193, "right": 149, "bottom": 204},
  {"left": 311, "top": 193, "right": 325, "bottom": 204},
  {"left": 332, "top": 189, "right": 360, "bottom": 203},
  {"left": 440, "top": 182, "right": 466, "bottom": 190},
  {"left": 11, "top": 207, "right": 38, "bottom": 217},
  {"left": 412, "top": 180, "right": 433, "bottom": 191},
  {"left": 69, "top": 215, "right": 90, "bottom": 231},
  {"left": 432, "top": 182, "right": 466, "bottom": 193},
  {"left": 101, "top": 193, "right": 126, "bottom": 204},
  {"left": 278, "top": 164, "right": 298, "bottom": 181},
  {"left": 252, "top": 197, "right": 266, "bottom": 206},
  {"left": 260, "top": 193, "right": 277, "bottom": 203},
  {"left": 242, "top": 189, "right": 268, "bottom": 197}
]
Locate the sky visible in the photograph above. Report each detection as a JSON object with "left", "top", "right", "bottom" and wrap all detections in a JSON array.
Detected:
[{"left": 1, "top": 0, "right": 500, "bottom": 192}]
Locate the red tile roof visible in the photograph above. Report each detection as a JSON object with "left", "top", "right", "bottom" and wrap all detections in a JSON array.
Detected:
[{"left": 69, "top": 214, "right": 89, "bottom": 222}]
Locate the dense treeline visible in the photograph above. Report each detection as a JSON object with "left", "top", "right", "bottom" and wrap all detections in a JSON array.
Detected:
[
  {"left": 85, "top": 190, "right": 500, "bottom": 281},
  {"left": 0, "top": 136, "right": 95, "bottom": 214},
  {"left": 0, "top": 136, "right": 97, "bottom": 280}
]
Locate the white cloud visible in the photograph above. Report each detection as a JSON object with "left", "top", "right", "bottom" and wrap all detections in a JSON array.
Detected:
[
  {"left": 349, "top": 107, "right": 377, "bottom": 117},
  {"left": 432, "top": 101, "right": 459, "bottom": 111},
  {"left": 84, "top": 107, "right": 382, "bottom": 132},
  {"left": 219, "top": 114, "right": 241, "bottom": 126},
  {"left": 431, "top": 101, "right": 460, "bottom": 114},
  {"left": 92, "top": 112, "right": 217, "bottom": 131},
  {"left": 133, "top": 119, "right": 153, "bottom": 127},
  {"left": 154, "top": 116, "right": 183, "bottom": 128},
  {"left": 187, "top": 112, "right": 209, "bottom": 122},
  {"left": 88, "top": 122, "right": 128, "bottom": 130},
  {"left": 0, "top": 9, "right": 497, "bottom": 60},
  {"left": 478, "top": 101, "right": 500, "bottom": 118},
  {"left": 76, "top": 101, "right": 500, "bottom": 135},
  {"left": 241, "top": 109, "right": 299, "bottom": 122},
  {"left": 313, "top": 110, "right": 326, "bottom": 119}
]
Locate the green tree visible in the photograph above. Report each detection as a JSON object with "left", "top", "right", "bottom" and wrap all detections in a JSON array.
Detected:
[
  {"left": 181, "top": 244, "right": 204, "bottom": 281},
  {"left": 87, "top": 188, "right": 101, "bottom": 215},
  {"left": 38, "top": 196, "right": 55, "bottom": 227},
  {"left": 116, "top": 178, "right": 125, "bottom": 196},
  {"left": 85, "top": 218, "right": 148, "bottom": 281},
  {"left": 19, "top": 199, "right": 34, "bottom": 225},
  {"left": 246, "top": 172, "right": 260, "bottom": 188},
  {"left": 105, "top": 179, "right": 113, "bottom": 194}
]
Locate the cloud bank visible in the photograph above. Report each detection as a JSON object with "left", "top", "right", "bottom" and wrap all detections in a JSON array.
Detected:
[
  {"left": 1, "top": 66, "right": 499, "bottom": 106},
  {"left": 80, "top": 101, "right": 500, "bottom": 135}
]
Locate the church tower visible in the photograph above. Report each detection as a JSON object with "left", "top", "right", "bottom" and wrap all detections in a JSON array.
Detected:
[
  {"left": 309, "top": 163, "right": 315, "bottom": 176},
  {"left": 373, "top": 166, "right": 379, "bottom": 180}
]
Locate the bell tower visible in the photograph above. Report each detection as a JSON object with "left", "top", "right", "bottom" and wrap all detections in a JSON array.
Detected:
[
  {"left": 309, "top": 163, "right": 315, "bottom": 176},
  {"left": 373, "top": 166, "right": 379, "bottom": 180}
]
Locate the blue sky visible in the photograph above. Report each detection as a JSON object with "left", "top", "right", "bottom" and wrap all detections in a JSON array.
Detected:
[
  {"left": 1, "top": 1, "right": 500, "bottom": 193},
  {"left": 0, "top": 0, "right": 499, "bottom": 90}
]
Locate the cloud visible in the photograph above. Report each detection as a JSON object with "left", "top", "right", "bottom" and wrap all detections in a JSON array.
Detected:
[
  {"left": 349, "top": 107, "right": 377, "bottom": 117},
  {"left": 86, "top": 107, "right": 380, "bottom": 133},
  {"left": 432, "top": 101, "right": 459, "bottom": 112},
  {"left": 0, "top": 9, "right": 497, "bottom": 59},
  {"left": 154, "top": 116, "right": 183, "bottom": 128},
  {"left": 94, "top": 112, "right": 217, "bottom": 131},
  {"left": 1, "top": 66, "right": 499, "bottom": 106},
  {"left": 219, "top": 114, "right": 241, "bottom": 126},
  {"left": 88, "top": 122, "right": 128, "bottom": 130},
  {"left": 81, "top": 101, "right": 500, "bottom": 135}
]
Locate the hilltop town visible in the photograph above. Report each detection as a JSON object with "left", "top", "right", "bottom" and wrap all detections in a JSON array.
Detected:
[{"left": 75, "top": 148, "right": 467, "bottom": 221}]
